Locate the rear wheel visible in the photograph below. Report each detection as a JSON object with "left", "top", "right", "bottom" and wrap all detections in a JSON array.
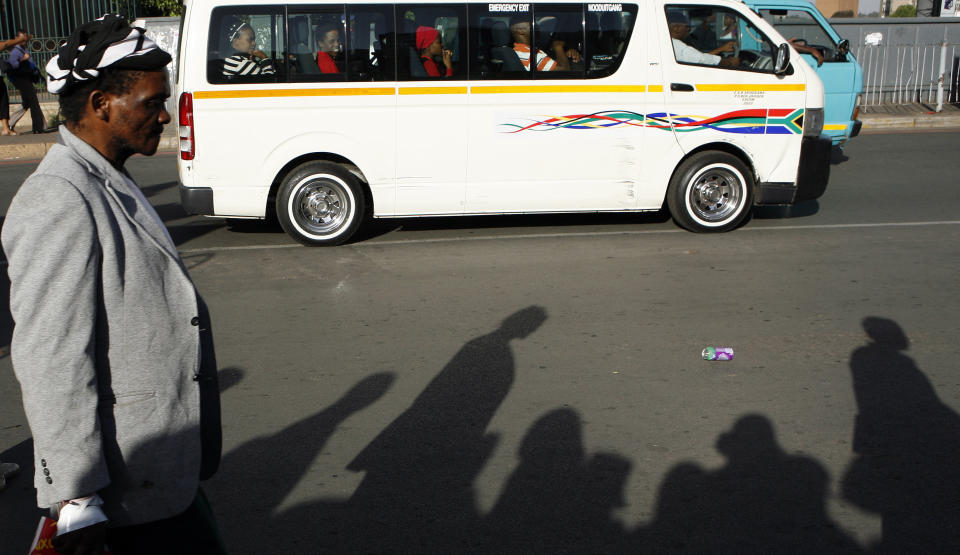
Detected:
[
  {"left": 276, "top": 161, "right": 366, "bottom": 246},
  {"left": 667, "top": 151, "right": 753, "bottom": 232}
]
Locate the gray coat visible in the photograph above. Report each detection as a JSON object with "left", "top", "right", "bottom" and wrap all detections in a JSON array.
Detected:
[{"left": 1, "top": 126, "right": 221, "bottom": 526}]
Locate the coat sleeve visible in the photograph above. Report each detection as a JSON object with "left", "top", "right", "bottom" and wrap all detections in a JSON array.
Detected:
[{"left": 1, "top": 174, "right": 110, "bottom": 508}]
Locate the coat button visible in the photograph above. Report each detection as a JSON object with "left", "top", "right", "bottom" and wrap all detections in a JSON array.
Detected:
[
  {"left": 45, "top": 477, "right": 52, "bottom": 484},
  {"left": 43, "top": 468, "right": 50, "bottom": 476},
  {"left": 190, "top": 316, "right": 200, "bottom": 326},
  {"left": 40, "top": 459, "right": 47, "bottom": 467}
]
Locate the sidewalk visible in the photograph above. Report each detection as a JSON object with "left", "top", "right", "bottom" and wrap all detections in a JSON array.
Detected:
[
  {"left": 1, "top": 101, "right": 958, "bottom": 162},
  {"left": 859, "top": 102, "right": 960, "bottom": 131}
]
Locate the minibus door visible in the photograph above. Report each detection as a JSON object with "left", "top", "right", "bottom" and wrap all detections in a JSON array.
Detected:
[{"left": 660, "top": 6, "right": 806, "bottom": 173}]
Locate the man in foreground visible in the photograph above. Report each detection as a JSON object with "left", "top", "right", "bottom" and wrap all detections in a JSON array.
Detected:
[{"left": 2, "top": 15, "right": 224, "bottom": 554}]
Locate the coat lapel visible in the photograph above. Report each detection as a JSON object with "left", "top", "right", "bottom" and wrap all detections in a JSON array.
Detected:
[{"left": 58, "top": 127, "right": 181, "bottom": 262}]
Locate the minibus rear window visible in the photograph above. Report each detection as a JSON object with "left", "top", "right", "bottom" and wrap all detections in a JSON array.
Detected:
[{"left": 208, "top": 6, "right": 285, "bottom": 84}]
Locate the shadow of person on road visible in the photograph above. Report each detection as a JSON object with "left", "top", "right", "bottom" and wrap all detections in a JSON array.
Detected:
[
  {"left": 482, "top": 407, "right": 632, "bottom": 554},
  {"left": 312, "top": 305, "right": 548, "bottom": 553},
  {"left": 642, "top": 414, "right": 860, "bottom": 553},
  {"left": 842, "top": 317, "right": 960, "bottom": 552},
  {"left": 204, "top": 372, "right": 394, "bottom": 550}
]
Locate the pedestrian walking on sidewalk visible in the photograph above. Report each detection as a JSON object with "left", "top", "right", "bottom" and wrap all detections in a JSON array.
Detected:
[
  {"left": 6, "top": 29, "right": 46, "bottom": 134},
  {"left": 2, "top": 15, "right": 224, "bottom": 555},
  {"left": 0, "top": 32, "right": 29, "bottom": 135}
]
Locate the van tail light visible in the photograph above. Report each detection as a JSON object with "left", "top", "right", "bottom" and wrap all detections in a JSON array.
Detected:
[{"left": 178, "top": 92, "right": 195, "bottom": 161}]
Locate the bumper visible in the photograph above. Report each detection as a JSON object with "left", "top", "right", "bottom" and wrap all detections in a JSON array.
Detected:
[
  {"left": 180, "top": 184, "right": 215, "bottom": 215},
  {"left": 755, "top": 135, "right": 832, "bottom": 205},
  {"left": 794, "top": 135, "right": 832, "bottom": 202}
]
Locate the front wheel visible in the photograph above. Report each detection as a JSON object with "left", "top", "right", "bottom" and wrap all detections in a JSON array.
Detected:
[
  {"left": 666, "top": 151, "right": 754, "bottom": 232},
  {"left": 276, "top": 161, "right": 366, "bottom": 246}
]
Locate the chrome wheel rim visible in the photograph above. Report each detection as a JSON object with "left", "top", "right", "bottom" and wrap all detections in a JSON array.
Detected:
[
  {"left": 288, "top": 174, "right": 353, "bottom": 237},
  {"left": 686, "top": 164, "right": 745, "bottom": 224}
]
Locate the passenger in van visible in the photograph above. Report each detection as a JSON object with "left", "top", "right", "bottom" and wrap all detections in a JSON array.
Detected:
[
  {"left": 315, "top": 23, "right": 342, "bottom": 73},
  {"left": 222, "top": 17, "right": 277, "bottom": 77},
  {"left": 416, "top": 26, "right": 453, "bottom": 77},
  {"left": 667, "top": 11, "right": 739, "bottom": 68},
  {"left": 508, "top": 15, "right": 580, "bottom": 71}
]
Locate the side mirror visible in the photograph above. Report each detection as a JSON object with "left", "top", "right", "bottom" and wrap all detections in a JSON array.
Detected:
[
  {"left": 774, "top": 42, "right": 790, "bottom": 75},
  {"left": 837, "top": 38, "right": 850, "bottom": 56}
]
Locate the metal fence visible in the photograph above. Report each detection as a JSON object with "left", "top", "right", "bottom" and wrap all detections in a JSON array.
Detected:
[
  {"left": 2, "top": 0, "right": 139, "bottom": 105},
  {"left": 831, "top": 17, "right": 960, "bottom": 108},
  {"left": 853, "top": 41, "right": 960, "bottom": 107}
]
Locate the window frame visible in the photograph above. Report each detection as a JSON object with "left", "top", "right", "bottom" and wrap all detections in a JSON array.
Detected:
[{"left": 665, "top": 4, "right": 780, "bottom": 74}]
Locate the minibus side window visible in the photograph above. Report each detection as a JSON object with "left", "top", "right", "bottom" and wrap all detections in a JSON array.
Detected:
[
  {"left": 470, "top": 3, "right": 636, "bottom": 81},
  {"left": 396, "top": 3, "right": 467, "bottom": 80},
  {"left": 207, "top": 6, "right": 284, "bottom": 84},
  {"left": 665, "top": 5, "right": 778, "bottom": 73},
  {"left": 287, "top": 8, "right": 347, "bottom": 82},
  {"left": 346, "top": 5, "right": 397, "bottom": 81},
  {"left": 758, "top": 9, "right": 844, "bottom": 62},
  {"left": 585, "top": 4, "right": 636, "bottom": 78},
  {"left": 531, "top": 4, "right": 586, "bottom": 79},
  {"left": 468, "top": 4, "right": 533, "bottom": 80}
]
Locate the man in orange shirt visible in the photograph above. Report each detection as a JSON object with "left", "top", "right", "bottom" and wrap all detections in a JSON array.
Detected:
[{"left": 508, "top": 15, "right": 580, "bottom": 72}]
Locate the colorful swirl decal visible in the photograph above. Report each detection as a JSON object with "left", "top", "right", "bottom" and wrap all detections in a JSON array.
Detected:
[{"left": 500, "top": 108, "right": 804, "bottom": 135}]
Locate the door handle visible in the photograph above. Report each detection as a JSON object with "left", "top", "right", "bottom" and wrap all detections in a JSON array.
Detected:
[{"left": 670, "top": 83, "right": 695, "bottom": 91}]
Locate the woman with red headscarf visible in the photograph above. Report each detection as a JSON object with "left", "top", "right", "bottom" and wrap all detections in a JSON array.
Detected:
[{"left": 416, "top": 26, "right": 453, "bottom": 77}]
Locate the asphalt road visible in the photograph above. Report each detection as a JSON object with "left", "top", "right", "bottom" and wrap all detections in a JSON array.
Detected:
[{"left": 2, "top": 131, "right": 960, "bottom": 553}]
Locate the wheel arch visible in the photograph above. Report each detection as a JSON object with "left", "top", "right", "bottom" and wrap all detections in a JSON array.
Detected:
[
  {"left": 267, "top": 152, "right": 373, "bottom": 220},
  {"left": 672, "top": 141, "right": 758, "bottom": 187}
]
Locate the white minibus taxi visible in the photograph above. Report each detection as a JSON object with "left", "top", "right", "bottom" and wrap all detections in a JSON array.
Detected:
[{"left": 177, "top": 0, "right": 831, "bottom": 245}]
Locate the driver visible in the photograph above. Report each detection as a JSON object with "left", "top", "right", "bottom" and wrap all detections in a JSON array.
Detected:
[{"left": 667, "top": 11, "right": 739, "bottom": 68}]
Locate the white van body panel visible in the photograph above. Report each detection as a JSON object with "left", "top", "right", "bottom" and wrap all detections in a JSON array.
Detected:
[{"left": 177, "top": 0, "right": 830, "bottom": 238}]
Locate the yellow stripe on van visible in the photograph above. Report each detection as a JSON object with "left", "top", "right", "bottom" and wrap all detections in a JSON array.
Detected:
[
  {"left": 193, "top": 87, "right": 396, "bottom": 100},
  {"left": 823, "top": 123, "right": 848, "bottom": 130},
  {"left": 695, "top": 84, "right": 806, "bottom": 92},
  {"left": 399, "top": 86, "right": 469, "bottom": 95},
  {"left": 649, "top": 85, "right": 664, "bottom": 93},
  {"left": 471, "top": 84, "right": 647, "bottom": 94}
]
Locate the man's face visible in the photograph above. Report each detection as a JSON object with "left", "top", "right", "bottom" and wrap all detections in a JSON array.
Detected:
[
  {"left": 107, "top": 70, "right": 171, "bottom": 159},
  {"left": 669, "top": 22, "right": 690, "bottom": 40}
]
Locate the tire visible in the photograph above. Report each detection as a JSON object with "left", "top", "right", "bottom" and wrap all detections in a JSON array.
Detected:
[
  {"left": 276, "top": 161, "right": 366, "bottom": 246},
  {"left": 666, "top": 151, "right": 754, "bottom": 232}
]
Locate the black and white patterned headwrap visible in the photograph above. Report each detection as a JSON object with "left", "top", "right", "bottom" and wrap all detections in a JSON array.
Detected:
[
  {"left": 45, "top": 14, "right": 172, "bottom": 95},
  {"left": 223, "top": 16, "right": 253, "bottom": 44}
]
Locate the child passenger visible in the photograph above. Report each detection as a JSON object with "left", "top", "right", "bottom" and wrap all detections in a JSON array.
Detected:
[
  {"left": 222, "top": 17, "right": 277, "bottom": 77},
  {"left": 416, "top": 26, "right": 453, "bottom": 77}
]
